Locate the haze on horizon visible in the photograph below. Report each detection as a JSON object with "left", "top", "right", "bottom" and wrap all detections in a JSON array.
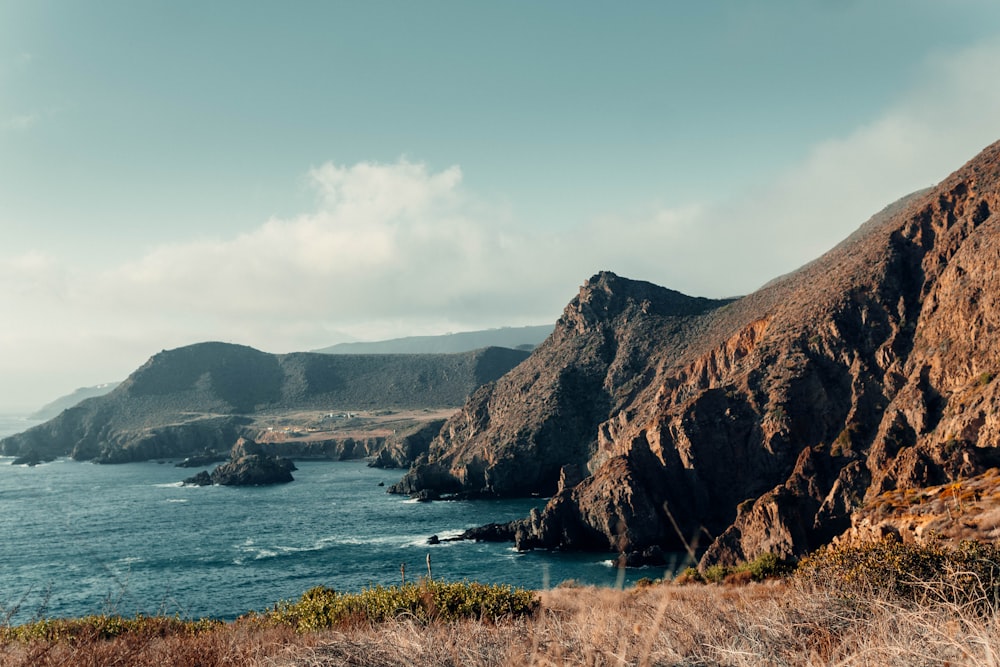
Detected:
[{"left": 2, "top": 1, "right": 1000, "bottom": 412}]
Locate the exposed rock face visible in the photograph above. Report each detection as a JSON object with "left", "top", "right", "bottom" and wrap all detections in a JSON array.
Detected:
[
  {"left": 368, "top": 420, "right": 446, "bottom": 469},
  {"left": 1, "top": 345, "right": 526, "bottom": 464},
  {"left": 390, "top": 275, "right": 731, "bottom": 498},
  {"left": 251, "top": 436, "right": 387, "bottom": 461},
  {"left": 399, "top": 140, "right": 1000, "bottom": 568},
  {"left": 183, "top": 470, "right": 213, "bottom": 486}
]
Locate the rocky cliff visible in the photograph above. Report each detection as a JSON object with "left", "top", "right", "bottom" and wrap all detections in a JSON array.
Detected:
[
  {"left": 397, "top": 140, "right": 1000, "bottom": 568},
  {"left": 1, "top": 344, "right": 527, "bottom": 464}
]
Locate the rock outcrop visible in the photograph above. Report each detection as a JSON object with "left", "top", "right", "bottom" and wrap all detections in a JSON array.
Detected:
[
  {"left": 368, "top": 419, "right": 446, "bottom": 469},
  {"left": 396, "top": 140, "right": 1000, "bottom": 568},
  {"left": 183, "top": 438, "right": 297, "bottom": 486},
  {"left": 390, "top": 275, "right": 731, "bottom": 498},
  {"left": 209, "top": 453, "right": 296, "bottom": 486}
]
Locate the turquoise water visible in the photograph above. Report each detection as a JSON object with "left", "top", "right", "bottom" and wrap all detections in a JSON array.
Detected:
[{"left": 0, "top": 417, "right": 673, "bottom": 622}]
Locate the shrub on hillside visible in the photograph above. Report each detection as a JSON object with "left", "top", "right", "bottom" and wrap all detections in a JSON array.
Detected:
[
  {"left": 797, "top": 539, "right": 1000, "bottom": 607},
  {"left": 1, "top": 614, "right": 221, "bottom": 643},
  {"left": 258, "top": 580, "right": 538, "bottom": 631},
  {"left": 678, "top": 552, "right": 793, "bottom": 585}
]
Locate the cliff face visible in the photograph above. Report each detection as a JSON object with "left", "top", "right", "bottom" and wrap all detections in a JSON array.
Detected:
[
  {"left": 1, "top": 344, "right": 527, "bottom": 464},
  {"left": 390, "top": 274, "right": 732, "bottom": 498},
  {"left": 399, "top": 140, "right": 1000, "bottom": 567}
]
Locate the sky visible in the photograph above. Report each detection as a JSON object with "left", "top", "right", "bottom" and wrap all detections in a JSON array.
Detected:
[{"left": 2, "top": 1, "right": 1000, "bottom": 411}]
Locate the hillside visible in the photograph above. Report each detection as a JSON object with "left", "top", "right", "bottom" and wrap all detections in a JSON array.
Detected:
[
  {"left": 393, "top": 139, "right": 1000, "bottom": 568},
  {"left": 314, "top": 325, "right": 554, "bottom": 354},
  {"left": 0, "top": 344, "right": 528, "bottom": 464}
]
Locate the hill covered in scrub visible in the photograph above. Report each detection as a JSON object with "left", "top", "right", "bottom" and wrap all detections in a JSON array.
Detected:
[
  {"left": 393, "top": 139, "right": 1000, "bottom": 569},
  {"left": 0, "top": 343, "right": 528, "bottom": 464}
]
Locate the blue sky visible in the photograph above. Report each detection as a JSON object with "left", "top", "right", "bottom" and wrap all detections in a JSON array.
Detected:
[{"left": 2, "top": 1, "right": 1000, "bottom": 410}]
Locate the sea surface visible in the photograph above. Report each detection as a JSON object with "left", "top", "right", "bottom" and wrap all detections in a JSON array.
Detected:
[{"left": 0, "top": 415, "right": 674, "bottom": 622}]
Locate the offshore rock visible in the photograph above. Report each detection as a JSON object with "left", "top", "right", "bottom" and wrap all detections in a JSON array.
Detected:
[
  {"left": 210, "top": 454, "right": 296, "bottom": 486},
  {"left": 182, "top": 470, "right": 213, "bottom": 486}
]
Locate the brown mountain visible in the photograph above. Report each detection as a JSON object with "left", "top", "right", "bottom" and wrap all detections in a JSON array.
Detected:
[{"left": 393, "top": 139, "right": 1000, "bottom": 568}]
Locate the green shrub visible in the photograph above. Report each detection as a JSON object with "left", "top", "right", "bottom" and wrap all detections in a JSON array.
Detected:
[
  {"left": 673, "top": 567, "right": 703, "bottom": 584},
  {"left": 1, "top": 614, "right": 221, "bottom": 643},
  {"left": 258, "top": 580, "right": 538, "bottom": 631},
  {"left": 796, "top": 539, "right": 1000, "bottom": 607},
  {"left": 695, "top": 553, "right": 792, "bottom": 585},
  {"left": 741, "top": 552, "right": 792, "bottom": 581}
]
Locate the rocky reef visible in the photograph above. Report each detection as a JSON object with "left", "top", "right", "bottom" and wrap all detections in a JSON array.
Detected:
[{"left": 395, "top": 140, "right": 1000, "bottom": 568}]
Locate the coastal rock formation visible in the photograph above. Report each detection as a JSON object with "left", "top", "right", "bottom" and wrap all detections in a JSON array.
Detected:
[
  {"left": 182, "top": 470, "right": 213, "bottom": 486},
  {"left": 368, "top": 419, "right": 446, "bottom": 469},
  {"left": 397, "top": 140, "right": 1000, "bottom": 568},
  {"left": 183, "top": 438, "right": 298, "bottom": 486},
  {"left": 390, "top": 275, "right": 730, "bottom": 498},
  {"left": 209, "top": 453, "right": 296, "bottom": 486},
  {"left": 0, "top": 346, "right": 527, "bottom": 464},
  {"left": 252, "top": 435, "right": 388, "bottom": 461}
]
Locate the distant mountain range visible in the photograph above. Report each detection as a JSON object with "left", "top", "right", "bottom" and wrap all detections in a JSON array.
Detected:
[
  {"left": 314, "top": 325, "right": 554, "bottom": 355},
  {"left": 2, "top": 344, "right": 529, "bottom": 464},
  {"left": 28, "top": 326, "right": 554, "bottom": 419},
  {"left": 29, "top": 382, "right": 121, "bottom": 421}
]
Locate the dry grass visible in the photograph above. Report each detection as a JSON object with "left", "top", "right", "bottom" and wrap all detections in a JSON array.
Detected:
[{"left": 4, "top": 580, "right": 1000, "bottom": 666}]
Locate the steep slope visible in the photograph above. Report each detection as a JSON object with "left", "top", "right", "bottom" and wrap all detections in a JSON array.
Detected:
[
  {"left": 0, "top": 343, "right": 528, "bottom": 463},
  {"left": 400, "top": 140, "right": 1000, "bottom": 568},
  {"left": 390, "top": 275, "right": 732, "bottom": 498}
]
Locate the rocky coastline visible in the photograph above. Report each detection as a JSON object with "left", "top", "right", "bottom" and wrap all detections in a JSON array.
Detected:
[{"left": 394, "top": 140, "right": 1000, "bottom": 569}]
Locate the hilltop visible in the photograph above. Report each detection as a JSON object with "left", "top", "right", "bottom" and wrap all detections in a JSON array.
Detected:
[{"left": 394, "top": 139, "right": 1000, "bottom": 568}]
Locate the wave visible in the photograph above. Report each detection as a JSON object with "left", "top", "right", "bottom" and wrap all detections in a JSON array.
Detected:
[
  {"left": 154, "top": 482, "right": 185, "bottom": 488},
  {"left": 231, "top": 530, "right": 437, "bottom": 565}
]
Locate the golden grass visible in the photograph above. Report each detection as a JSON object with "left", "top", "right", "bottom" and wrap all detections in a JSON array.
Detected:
[{"left": 5, "top": 578, "right": 1000, "bottom": 666}]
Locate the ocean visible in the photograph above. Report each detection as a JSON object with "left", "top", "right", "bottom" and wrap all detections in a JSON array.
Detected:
[{"left": 0, "top": 415, "right": 673, "bottom": 622}]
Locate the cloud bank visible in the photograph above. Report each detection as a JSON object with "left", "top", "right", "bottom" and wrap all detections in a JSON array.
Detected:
[{"left": 3, "top": 38, "right": 1000, "bottom": 410}]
